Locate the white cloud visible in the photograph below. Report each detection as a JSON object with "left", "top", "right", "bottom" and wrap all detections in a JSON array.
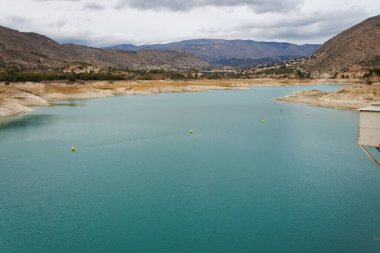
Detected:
[{"left": 0, "top": 0, "right": 378, "bottom": 46}]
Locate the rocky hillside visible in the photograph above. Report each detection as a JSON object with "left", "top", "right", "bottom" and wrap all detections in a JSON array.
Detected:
[
  {"left": 304, "top": 15, "right": 380, "bottom": 76},
  {"left": 0, "top": 26, "right": 208, "bottom": 70},
  {"left": 107, "top": 39, "right": 320, "bottom": 67}
]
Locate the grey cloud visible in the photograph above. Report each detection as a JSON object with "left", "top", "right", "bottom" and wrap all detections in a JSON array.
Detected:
[
  {"left": 2, "top": 16, "right": 32, "bottom": 28},
  {"left": 218, "top": 8, "right": 370, "bottom": 43},
  {"left": 47, "top": 19, "right": 68, "bottom": 28},
  {"left": 115, "top": 0, "right": 302, "bottom": 13},
  {"left": 2, "top": 0, "right": 377, "bottom": 46},
  {"left": 56, "top": 34, "right": 138, "bottom": 47},
  {"left": 83, "top": 3, "right": 105, "bottom": 10},
  {"left": 32, "top": 0, "right": 80, "bottom": 1}
]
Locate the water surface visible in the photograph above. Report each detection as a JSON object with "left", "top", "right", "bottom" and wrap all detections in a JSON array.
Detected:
[{"left": 1, "top": 85, "right": 380, "bottom": 253}]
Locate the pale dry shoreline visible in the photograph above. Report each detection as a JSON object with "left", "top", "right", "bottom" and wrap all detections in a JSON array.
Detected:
[
  {"left": 0, "top": 78, "right": 376, "bottom": 117},
  {"left": 277, "top": 83, "right": 380, "bottom": 109}
]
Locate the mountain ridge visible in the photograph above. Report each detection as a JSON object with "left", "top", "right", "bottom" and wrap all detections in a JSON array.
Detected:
[
  {"left": 106, "top": 39, "right": 321, "bottom": 67},
  {"left": 0, "top": 25, "right": 209, "bottom": 70}
]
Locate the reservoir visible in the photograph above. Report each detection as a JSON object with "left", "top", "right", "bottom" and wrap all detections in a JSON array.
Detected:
[{"left": 1, "top": 85, "right": 380, "bottom": 253}]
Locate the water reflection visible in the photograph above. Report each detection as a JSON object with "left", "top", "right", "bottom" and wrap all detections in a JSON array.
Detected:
[
  {"left": 49, "top": 101, "right": 84, "bottom": 107},
  {"left": 0, "top": 114, "right": 56, "bottom": 131}
]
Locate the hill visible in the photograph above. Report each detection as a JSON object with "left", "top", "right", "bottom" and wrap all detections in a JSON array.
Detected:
[
  {"left": 303, "top": 15, "right": 380, "bottom": 76},
  {"left": 106, "top": 39, "right": 320, "bottom": 67},
  {"left": 0, "top": 26, "right": 208, "bottom": 70}
]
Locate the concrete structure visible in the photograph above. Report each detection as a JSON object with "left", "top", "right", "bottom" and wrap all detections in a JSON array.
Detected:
[{"left": 358, "top": 104, "right": 380, "bottom": 168}]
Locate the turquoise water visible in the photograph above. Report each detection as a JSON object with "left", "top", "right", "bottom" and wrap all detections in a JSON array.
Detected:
[{"left": 1, "top": 85, "right": 380, "bottom": 253}]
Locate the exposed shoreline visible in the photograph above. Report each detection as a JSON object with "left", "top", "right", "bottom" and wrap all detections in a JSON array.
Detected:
[
  {"left": 277, "top": 83, "right": 380, "bottom": 110},
  {"left": 0, "top": 78, "right": 371, "bottom": 117}
]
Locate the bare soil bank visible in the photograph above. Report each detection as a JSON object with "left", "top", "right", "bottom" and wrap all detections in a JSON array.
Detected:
[
  {"left": 0, "top": 78, "right": 366, "bottom": 117},
  {"left": 277, "top": 83, "right": 380, "bottom": 109}
]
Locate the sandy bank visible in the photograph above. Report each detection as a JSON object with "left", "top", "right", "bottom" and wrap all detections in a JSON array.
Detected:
[
  {"left": 277, "top": 83, "right": 380, "bottom": 109},
  {"left": 0, "top": 78, "right": 356, "bottom": 117}
]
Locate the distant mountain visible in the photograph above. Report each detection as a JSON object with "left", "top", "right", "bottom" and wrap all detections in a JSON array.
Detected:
[
  {"left": 211, "top": 56, "right": 300, "bottom": 68},
  {"left": 304, "top": 15, "right": 380, "bottom": 76},
  {"left": 106, "top": 39, "right": 320, "bottom": 67},
  {"left": 0, "top": 26, "right": 208, "bottom": 70}
]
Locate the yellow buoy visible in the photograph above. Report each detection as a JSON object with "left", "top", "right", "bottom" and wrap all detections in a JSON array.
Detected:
[
  {"left": 189, "top": 130, "right": 193, "bottom": 134},
  {"left": 71, "top": 146, "right": 76, "bottom": 152},
  {"left": 260, "top": 119, "right": 265, "bottom": 124}
]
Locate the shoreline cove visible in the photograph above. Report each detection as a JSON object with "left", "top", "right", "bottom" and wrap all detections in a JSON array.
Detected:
[{"left": 0, "top": 78, "right": 378, "bottom": 117}]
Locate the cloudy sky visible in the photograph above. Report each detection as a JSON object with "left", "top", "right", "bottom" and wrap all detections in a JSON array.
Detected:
[{"left": 0, "top": 0, "right": 379, "bottom": 47}]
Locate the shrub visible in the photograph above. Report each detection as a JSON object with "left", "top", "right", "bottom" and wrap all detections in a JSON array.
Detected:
[
  {"left": 0, "top": 71, "right": 125, "bottom": 82},
  {"left": 372, "top": 68, "right": 380, "bottom": 76},
  {"left": 363, "top": 72, "right": 371, "bottom": 78}
]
